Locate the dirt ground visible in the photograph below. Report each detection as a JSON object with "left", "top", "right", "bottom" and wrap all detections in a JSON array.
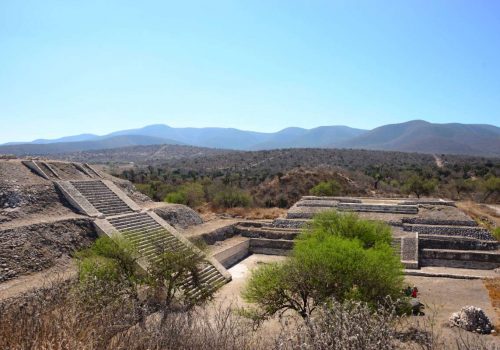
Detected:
[
  {"left": 405, "top": 275, "right": 499, "bottom": 346},
  {"left": 457, "top": 201, "right": 500, "bottom": 228},
  {"left": 0, "top": 257, "right": 76, "bottom": 301},
  {"left": 213, "top": 255, "right": 500, "bottom": 347},
  {"left": 214, "top": 254, "right": 287, "bottom": 306}
]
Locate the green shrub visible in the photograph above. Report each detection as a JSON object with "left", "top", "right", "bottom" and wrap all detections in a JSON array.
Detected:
[
  {"left": 403, "top": 175, "right": 437, "bottom": 198},
  {"left": 293, "top": 234, "right": 403, "bottom": 305},
  {"left": 165, "top": 182, "right": 204, "bottom": 208},
  {"left": 493, "top": 227, "right": 500, "bottom": 241},
  {"left": 304, "top": 210, "right": 392, "bottom": 248},
  {"left": 213, "top": 188, "right": 252, "bottom": 208},
  {"left": 310, "top": 180, "right": 341, "bottom": 196},
  {"left": 482, "top": 176, "right": 500, "bottom": 201},
  {"left": 165, "top": 191, "right": 188, "bottom": 205}
]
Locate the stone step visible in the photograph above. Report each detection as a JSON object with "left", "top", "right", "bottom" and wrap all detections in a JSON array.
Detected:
[
  {"left": 181, "top": 266, "right": 218, "bottom": 287},
  {"left": 236, "top": 226, "right": 299, "bottom": 240},
  {"left": 99, "top": 207, "right": 133, "bottom": 214},
  {"left": 140, "top": 240, "right": 186, "bottom": 256},
  {"left": 272, "top": 218, "right": 309, "bottom": 229},
  {"left": 301, "top": 196, "right": 362, "bottom": 203},
  {"left": 138, "top": 238, "right": 181, "bottom": 255},
  {"left": 184, "top": 270, "right": 224, "bottom": 295},
  {"left": 135, "top": 234, "right": 180, "bottom": 250},
  {"left": 420, "top": 248, "right": 500, "bottom": 270},
  {"left": 402, "top": 217, "right": 477, "bottom": 227},
  {"left": 125, "top": 229, "right": 170, "bottom": 242},
  {"left": 188, "top": 279, "right": 227, "bottom": 301},
  {"left": 82, "top": 194, "right": 123, "bottom": 201},
  {"left": 88, "top": 202, "right": 128, "bottom": 210},
  {"left": 249, "top": 238, "right": 294, "bottom": 255},
  {"left": 122, "top": 225, "right": 164, "bottom": 236},
  {"left": 337, "top": 203, "right": 418, "bottom": 214},
  {"left": 109, "top": 214, "right": 150, "bottom": 224},
  {"left": 122, "top": 227, "right": 165, "bottom": 238},
  {"left": 114, "top": 221, "right": 158, "bottom": 231},
  {"left": 103, "top": 210, "right": 134, "bottom": 216},
  {"left": 404, "top": 224, "right": 493, "bottom": 241},
  {"left": 419, "top": 235, "right": 499, "bottom": 251},
  {"left": 125, "top": 230, "right": 169, "bottom": 246}
]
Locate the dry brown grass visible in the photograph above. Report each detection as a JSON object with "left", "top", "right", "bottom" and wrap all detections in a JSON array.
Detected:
[
  {"left": 198, "top": 205, "right": 286, "bottom": 220},
  {"left": 484, "top": 278, "right": 500, "bottom": 335},
  {"left": 221, "top": 207, "right": 286, "bottom": 219},
  {"left": 456, "top": 201, "right": 500, "bottom": 230}
]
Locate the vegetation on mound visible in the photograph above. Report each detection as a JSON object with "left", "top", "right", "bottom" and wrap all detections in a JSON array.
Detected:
[
  {"left": 309, "top": 179, "right": 341, "bottom": 196},
  {"left": 243, "top": 211, "right": 404, "bottom": 320}
]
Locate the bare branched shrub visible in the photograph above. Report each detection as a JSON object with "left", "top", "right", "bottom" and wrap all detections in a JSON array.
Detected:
[
  {"left": 111, "top": 302, "right": 265, "bottom": 350},
  {"left": 274, "top": 299, "right": 401, "bottom": 350}
]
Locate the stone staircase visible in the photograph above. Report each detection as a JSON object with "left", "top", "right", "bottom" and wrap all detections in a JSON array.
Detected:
[
  {"left": 57, "top": 179, "right": 231, "bottom": 300},
  {"left": 71, "top": 180, "right": 134, "bottom": 216},
  {"left": 108, "top": 213, "right": 228, "bottom": 300}
]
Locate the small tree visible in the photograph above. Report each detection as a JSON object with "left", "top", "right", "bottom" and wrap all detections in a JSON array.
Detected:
[
  {"left": 310, "top": 180, "right": 341, "bottom": 196},
  {"left": 482, "top": 176, "right": 500, "bottom": 202},
  {"left": 75, "top": 236, "right": 215, "bottom": 310},
  {"left": 147, "top": 249, "right": 213, "bottom": 307},
  {"left": 453, "top": 178, "right": 476, "bottom": 199},
  {"left": 75, "top": 236, "right": 141, "bottom": 306},
  {"left": 213, "top": 188, "right": 252, "bottom": 208},
  {"left": 243, "top": 211, "right": 403, "bottom": 320},
  {"left": 403, "top": 175, "right": 436, "bottom": 198}
]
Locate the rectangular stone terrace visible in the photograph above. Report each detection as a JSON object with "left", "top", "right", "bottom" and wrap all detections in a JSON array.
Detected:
[{"left": 192, "top": 196, "right": 499, "bottom": 277}]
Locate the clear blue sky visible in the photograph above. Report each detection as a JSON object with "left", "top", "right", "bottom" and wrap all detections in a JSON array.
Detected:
[{"left": 1, "top": 1, "right": 499, "bottom": 143}]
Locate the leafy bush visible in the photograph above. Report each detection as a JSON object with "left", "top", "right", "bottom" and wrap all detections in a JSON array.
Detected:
[
  {"left": 165, "top": 191, "right": 188, "bottom": 205},
  {"left": 243, "top": 211, "right": 403, "bottom": 319},
  {"left": 304, "top": 210, "right": 392, "bottom": 248},
  {"left": 165, "top": 182, "right": 205, "bottom": 208},
  {"left": 213, "top": 188, "right": 252, "bottom": 208},
  {"left": 493, "top": 227, "right": 500, "bottom": 241},
  {"left": 310, "top": 180, "right": 341, "bottom": 196},
  {"left": 75, "top": 236, "right": 140, "bottom": 304}
]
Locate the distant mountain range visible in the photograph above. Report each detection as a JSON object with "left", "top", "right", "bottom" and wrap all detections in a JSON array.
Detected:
[{"left": 1, "top": 120, "right": 499, "bottom": 157}]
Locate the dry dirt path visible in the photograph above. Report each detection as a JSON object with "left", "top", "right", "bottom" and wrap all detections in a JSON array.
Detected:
[
  {"left": 0, "top": 212, "right": 85, "bottom": 230},
  {"left": 433, "top": 154, "right": 444, "bottom": 168},
  {"left": 0, "top": 257, "right": 76, "bottom": 301}
]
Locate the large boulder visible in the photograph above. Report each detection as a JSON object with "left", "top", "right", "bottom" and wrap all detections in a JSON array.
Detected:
[
  {"left": 449, "top": 306, "right": 493, "bottom": 334},
  {"left": 154, "top": 204, "right": 203, "bottom": 229}
]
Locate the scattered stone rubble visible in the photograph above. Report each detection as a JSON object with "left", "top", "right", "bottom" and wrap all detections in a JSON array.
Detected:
[
  {"left": 449, "top": 306, "right": 494, "bottom": 334},
  {"left": 154, "top": 204, "right": 203, "bottom": 229}
]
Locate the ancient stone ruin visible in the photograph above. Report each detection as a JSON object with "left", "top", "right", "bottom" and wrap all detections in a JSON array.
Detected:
[{"left": 0, "top": 159, "right": 229, "bottom": 299}]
